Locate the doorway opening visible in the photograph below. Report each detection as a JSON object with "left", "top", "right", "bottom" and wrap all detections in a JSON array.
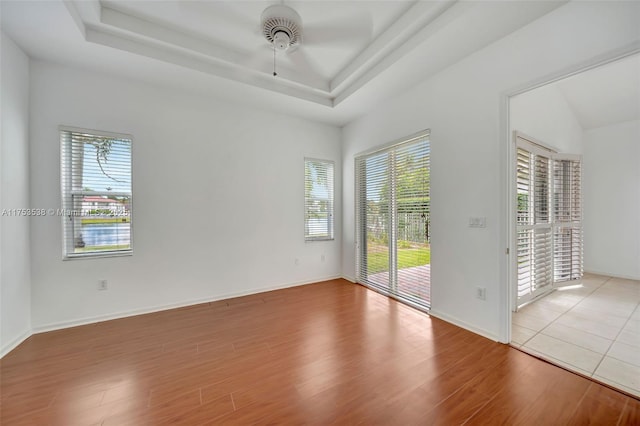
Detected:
[{"left": 508, "top": 53, "right": 640, "bottom": 397}]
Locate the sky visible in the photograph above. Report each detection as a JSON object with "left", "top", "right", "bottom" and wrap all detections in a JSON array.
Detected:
[{"left": 81, "top": 139, "right": 131, "bottom": 194}]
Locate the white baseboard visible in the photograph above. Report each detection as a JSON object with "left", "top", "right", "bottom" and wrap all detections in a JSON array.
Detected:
[
  {"left": 584, "top": 269, "right": 640, "bottom": 281},
  {"left": 32, "top": 275, "right": 343, "bottom": 334},
  {"left": 341, "top": 274, "right": 356, "bottom": 283},
  {"left": 428, "top": 309, "right": 501, "bottom": 342},
  {"left": 1, "top": 329, "right": 31, "bottom": 358},
  {"left": 349, "top": 280, "right": 502, "bottom": 343},
  {"left": 6, "top": 277, "right": 504, "bottom": 357}
]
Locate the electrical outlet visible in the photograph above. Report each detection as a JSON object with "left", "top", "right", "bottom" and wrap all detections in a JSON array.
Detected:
[
  {"left": 294, "top": 258, "right": 300, "bottom": 266},
  {"left": 476, "top": 286, "right": 486, "bottom": 300},
  {"left": 98, "top": 280, "right": 108, "bottom": 291},
  {"left": 321, "top": 254, "right": 325, "bottom": 262}
]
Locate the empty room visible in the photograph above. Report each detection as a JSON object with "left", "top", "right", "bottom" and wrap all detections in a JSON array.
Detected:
[{"left": 1, "top": 1, "right": 638, "bottom": 424}]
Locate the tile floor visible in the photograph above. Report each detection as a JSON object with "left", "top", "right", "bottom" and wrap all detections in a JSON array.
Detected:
[{"left": 512, "top": 273, "right": 640, "bottom": 397}]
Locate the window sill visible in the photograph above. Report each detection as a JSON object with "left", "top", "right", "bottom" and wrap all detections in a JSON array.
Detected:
[{"left": 63, "top": 250, "right": 133, "bottom": 261}]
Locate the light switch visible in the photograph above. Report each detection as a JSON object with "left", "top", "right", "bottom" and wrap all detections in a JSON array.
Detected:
[{"left": 469, "top": 217, "right": 487, "bottom": 228}]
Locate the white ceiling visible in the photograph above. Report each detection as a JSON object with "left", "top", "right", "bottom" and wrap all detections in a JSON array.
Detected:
[
  {"left": 556, "top": 53, "right": 640, "bottom": 130},
  {"left": 0, "top": 0, "right": 566, "bottom": 126},
  {"left": 99, "top": 1, "right": 409, "bottom": 83}
]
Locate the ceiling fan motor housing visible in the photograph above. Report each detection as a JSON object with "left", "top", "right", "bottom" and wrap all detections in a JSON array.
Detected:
[{"left": 261, "top": 5, "right": 302, "bottom": 51}]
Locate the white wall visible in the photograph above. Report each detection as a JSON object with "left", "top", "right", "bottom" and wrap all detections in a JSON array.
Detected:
[
  {"left": 29, "top": 61, "right": 342, "bottom": 330},
  {"left": 1, "top": 32, "right": 32, "bottom": 355},
  {"left": 583, "top": 119, "right": 640, "bottom": 279},
  {"left": 510, "top": 84, "right": 584, "bottom": 154},
  {"left": 342, "top": 1, "right": 640, "bottom": 340}
]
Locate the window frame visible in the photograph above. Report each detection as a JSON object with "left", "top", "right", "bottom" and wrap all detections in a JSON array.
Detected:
[
  {"left": 304, "top": 157, "right": 335, "bottom": 242},
  {"left": 60, "top": 125, "right": 134, "bottom": 260}
]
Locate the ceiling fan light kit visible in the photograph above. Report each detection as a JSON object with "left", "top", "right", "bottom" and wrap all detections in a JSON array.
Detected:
[{"left": 272, "top": 31, "right": 291, "bottom": 51}]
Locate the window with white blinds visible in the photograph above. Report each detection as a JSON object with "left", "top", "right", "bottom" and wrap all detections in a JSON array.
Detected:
[
  {"left": 61, "top": 127, "right": 132, "bottom": 259},
  {"left": 515, "top": 134, "right": 582, "bottom": 306},
  {"left": 356, "top": 131, "right": 430, "bottom": 310},
  {"left": 304, "top": 158, "right": 334, "bottom": 241}
]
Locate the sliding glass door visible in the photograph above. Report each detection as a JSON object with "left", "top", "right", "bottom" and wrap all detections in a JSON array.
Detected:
[{"left": 356, "top": 131, "right": 431, "bottom": 309}]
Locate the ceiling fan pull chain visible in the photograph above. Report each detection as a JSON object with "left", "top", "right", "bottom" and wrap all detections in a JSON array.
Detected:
[{"left": 273, "top": 45, "right": 278, "bottom": 77}]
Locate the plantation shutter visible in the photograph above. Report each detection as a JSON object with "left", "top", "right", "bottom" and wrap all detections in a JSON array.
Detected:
[
  {"left": 304, "top": 159, "right": 334, "bottom": 241},
  {"left": 516, "top": 138, "right": 553, "bottom": 303},
  {"left": 515, "top": 133, "right": 583, "bottom": 307},
  {"left": 356, "top": 131, "right": 430, "bottom": 309},
  {"left": 61, "top": 127, "right": 132, "bottom": 258},
  {"left": 553, "top": 155, "right": 583, "bottom": 282},
  {"left": 516, "top": 146, "right": 533, "bottom": 299}
]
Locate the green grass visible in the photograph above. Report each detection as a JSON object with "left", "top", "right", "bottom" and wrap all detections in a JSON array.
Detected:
[
  {"left": 81, "top": 217, "right": 130, "bottom": 224},
  {"left": 367, "top": 245, "right": 430, "bottom": 274}
]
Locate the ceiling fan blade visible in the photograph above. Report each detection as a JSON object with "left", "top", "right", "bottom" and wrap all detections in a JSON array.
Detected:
[
  {"left": 303, "top": 13, "right": 373, "bottom": 47},
  {"left": 178, "top": 1, "right": 257, "bottom": 29},
  {"left": 240, "top": 44, "right": 276, "bottom": 73},
  {"left": 285, "top": 48, "right": 322, "bottom": 79}
]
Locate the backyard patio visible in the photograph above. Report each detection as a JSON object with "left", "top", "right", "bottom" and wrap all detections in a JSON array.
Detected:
[{"left": 368, "top": 264, "right": 431, "bottom": 306}]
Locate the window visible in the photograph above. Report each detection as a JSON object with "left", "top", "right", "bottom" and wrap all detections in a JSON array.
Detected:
[
  {"left": 304, "top": 158, "right": 334, "bottom": 241},
  {"left": 60, "top": 127, "right": 132, "bottom": 259}
]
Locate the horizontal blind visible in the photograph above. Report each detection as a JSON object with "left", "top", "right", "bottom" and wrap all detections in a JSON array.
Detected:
[
  {"left": 61, "top": 128, "right": 132, "bottom": 258},
  {"left": 304, "top": 159, "right": 334, "bottom": 241},
  {"left": 393, "top": 139, "right": 430, "bottom": 306},
  {"left": 356, "top": 132, "right": 430, "bottom": 309},
  {"left": 356, "top": 151, "right": 391, "bottom": 290}
]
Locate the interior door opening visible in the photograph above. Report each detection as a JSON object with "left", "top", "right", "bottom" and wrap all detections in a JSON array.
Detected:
[{"left": 507, "top": 52, "right": 639, "bottom": 398}]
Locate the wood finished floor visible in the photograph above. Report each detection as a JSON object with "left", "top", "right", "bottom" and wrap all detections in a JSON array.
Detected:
[{"left": 1, "top": 279, "right": 638, "bottom": 425}]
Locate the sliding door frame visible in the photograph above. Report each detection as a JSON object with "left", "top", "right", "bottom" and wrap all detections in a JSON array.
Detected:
[{"left": 354, "top": 129, "right": 431, "bottom": 312}]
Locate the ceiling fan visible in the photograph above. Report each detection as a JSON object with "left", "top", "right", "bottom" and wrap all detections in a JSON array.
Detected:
[
  {"left": 260, "top": 4, "right": 303, "bottom": 76},
  {"left": 259, "top": 3, "right": 371, "bottom": 77},
  {"left": 261, "top": 5, "right": 302, "bottom": 54}
]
